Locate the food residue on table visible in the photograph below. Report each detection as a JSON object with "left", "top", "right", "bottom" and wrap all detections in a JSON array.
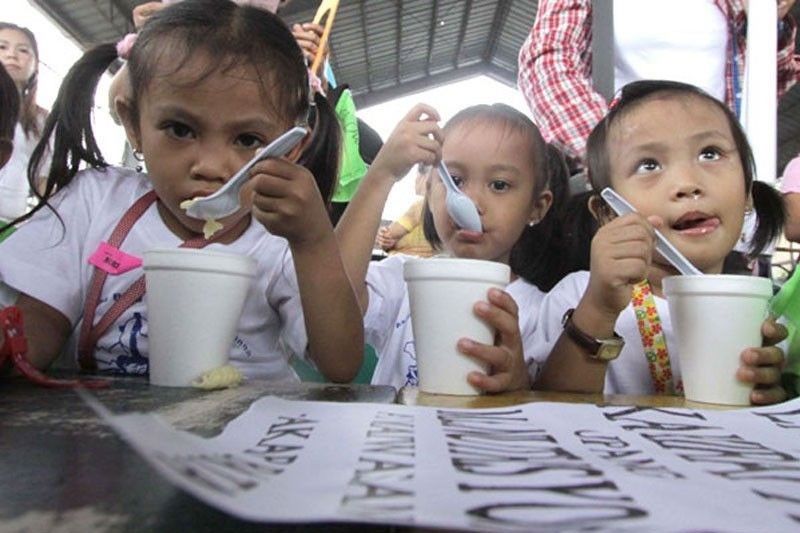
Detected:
[{"left": 192, "top": 364, "right": 243, "bottom": 390}]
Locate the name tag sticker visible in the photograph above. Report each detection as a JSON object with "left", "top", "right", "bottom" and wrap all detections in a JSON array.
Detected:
[{"left": 89, "top": 242, "right": 142, "bottom": 275}]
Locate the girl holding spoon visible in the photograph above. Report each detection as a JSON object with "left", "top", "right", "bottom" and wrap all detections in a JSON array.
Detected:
[
  {"left": 530, "top": 80, "right": 787, "bottom": 404},
  {"left": 0, "top": 1, "right": 363, "bottom": 382},
  {"left": 336, "top": 103, "right": 569, "bottom": 391}
]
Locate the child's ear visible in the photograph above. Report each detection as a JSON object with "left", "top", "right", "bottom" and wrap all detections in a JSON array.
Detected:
[
  {"left": 0, "top": 139, "right": 12, "bottom": 169},
  {"left": 115, "top": 97, "right": 142, "bottom": 152},
  {"left": 529, "top": 189, "right": 554, "bottom": 225},
  {"left": 286, "top": 130, "right": 312, "bottom": 162},
  {"left": 587, "top": 194, "right": 615, "bottom": 224}
]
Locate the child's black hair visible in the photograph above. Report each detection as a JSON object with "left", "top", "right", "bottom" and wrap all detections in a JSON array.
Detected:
[
  {"left": 0, "top": 64, "right": 19, "bottom": 141},
  {"left": 421, "top": 104, "right": 569, "bottom": 289},
  {"left": 586, "top": 79, "right": 783, "bottom": 257},
  {"left": 15, "top": 0, "right": 340, "bottom": 229}
]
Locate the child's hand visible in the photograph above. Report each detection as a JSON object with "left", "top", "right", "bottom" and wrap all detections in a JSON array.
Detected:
[
  {"left": 292, "top": 22, "right": 324, "bottom": 63},
  {"left": 132, "top": 1, "right": 165, "bottom": 30},
  {"left": 376, "top": 227, "right": 398, "bottom": 251},
  {"left": 369, "top": 104, "right": 443, "bottom": 183},
  {"left": 249, "top": 158, "right": 332, "bottom": 247},
  {"left": 583, "top": 213, "right": 656, "bottom": 320},
  {"left": 737, "top": 318, "right": 788, "bottom": 405},
  {"left": 461, "top": 288, "right": 531, "bottom": 393}
]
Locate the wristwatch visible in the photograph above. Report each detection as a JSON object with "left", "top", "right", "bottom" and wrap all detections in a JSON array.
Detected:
[{"left": 561, "top": 308, "right": 624, "bottom": 361}]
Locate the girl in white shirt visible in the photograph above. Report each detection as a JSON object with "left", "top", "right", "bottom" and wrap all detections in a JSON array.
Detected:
[
  {"left": 337, "top": 103, "right": 569, "bottom": 391},
  {"left": 0, "top": 0, "right": 363, "bottom": 382},
  {"left": 530, "top": 80, "right": 787, "bottom": 405}
]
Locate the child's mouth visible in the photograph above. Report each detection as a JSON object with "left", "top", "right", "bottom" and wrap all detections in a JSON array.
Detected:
[
  {"left": 671, "top": 212, "right": 720, "bottom": 235},
  {"left": 455, "top": 229, "right": 483, "bottom": 243}
]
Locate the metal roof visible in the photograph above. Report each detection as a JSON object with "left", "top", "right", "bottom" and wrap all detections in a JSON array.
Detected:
[{"left": 24, "top": 0, "right": 800, "bottom": 171}]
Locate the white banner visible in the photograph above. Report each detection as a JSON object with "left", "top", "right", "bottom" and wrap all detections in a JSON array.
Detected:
[{"left": 100, "top": 396, "right": 800, "bottom": 531}]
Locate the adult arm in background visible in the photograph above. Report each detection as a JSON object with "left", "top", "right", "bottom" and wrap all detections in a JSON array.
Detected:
[
  {"left": 784, "top": 193, "right": 800, "bottom": 243},
  {"left": 739, "top": 0, "right": 799, "bottom": 98},
  {"left": 518, "top": 0, "right": 800, "bottom": 167},
  {"left": 517, "top": 0, "right": 606, "bottom": 166}
]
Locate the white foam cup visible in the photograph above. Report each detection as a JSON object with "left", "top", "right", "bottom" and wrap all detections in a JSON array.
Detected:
[
  {"left": 663, "top": 275, "right": 772, "bottom": 405},
  {"left": 143, "top": 249, "right": 256, "bottom": 387},
  {"left": 403, "top": 258, "right": 510, "bottom": 395}
]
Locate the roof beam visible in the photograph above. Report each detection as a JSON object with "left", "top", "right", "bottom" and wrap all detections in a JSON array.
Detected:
[
  {"left": 395, "top": 0, "right": 402, "bottom": 85},
  {"left": 28, "top": 0, "right": 91, "bottom": 48},
  {"left": 354, "top": 62, "right": 488, "bottom": 108},
  {"left": 425, "top": 0, "right": 439, "bottom": 76},
  {"left": 483, "top": 0, "right": 512, "bottom": 62},
  {"left": 359, "top": 0, "right": 373, "bottom": 92},
  {"left": 454, "top": 0, "right": 472, "bottom": 67}
]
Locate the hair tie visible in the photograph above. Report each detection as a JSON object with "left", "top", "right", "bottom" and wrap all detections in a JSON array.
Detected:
[{"left": 116, "top": 33, "right": 138, "bottom": 60}]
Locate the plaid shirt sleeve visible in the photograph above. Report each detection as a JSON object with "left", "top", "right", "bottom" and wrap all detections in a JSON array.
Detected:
[
  {"left": 728, "top": 2, "right": 799, "bottom": 102},
  {"left": 517, "top": 0, "right": 607, "bottom": 165},
  {"left": 775, "top": 14, "right": 798, "bottom": 97}
]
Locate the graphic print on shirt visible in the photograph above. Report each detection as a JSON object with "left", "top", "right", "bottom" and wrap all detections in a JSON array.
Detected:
[
  {"left": 402, "top": 340, "right": 418, "bottom": 386},
  {"left": 96, "top": 311, "right": 149, "bottom": 374}
]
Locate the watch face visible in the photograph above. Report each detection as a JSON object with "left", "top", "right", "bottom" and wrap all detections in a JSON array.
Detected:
[{"left": 596, "top": 341, "right": 624, "bottom": 361}]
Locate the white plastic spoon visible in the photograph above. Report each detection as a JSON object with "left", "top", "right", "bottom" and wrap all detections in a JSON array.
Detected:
[
  {"left": 600, "top": 187, "right": 703, "bottom": 276},
  {"left": 184, "top": 126, "right": 308, "bottom": 221},
  {"left": 437, "top": 160, "right": 482, "bottom": 232}
]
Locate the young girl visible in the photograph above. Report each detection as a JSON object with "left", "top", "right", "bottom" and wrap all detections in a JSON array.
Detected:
[
  {"left": 336, "top": 103, "right": 569, "bottom": 392},
  {"left": 530, "top": 80, "right": 787, "bottom": 405},
  {"left": 0, "top": 0, "right": 363, "bottom": 383},
  {"left": 0, "top": 23, "right": 48, "bottom": 221}
]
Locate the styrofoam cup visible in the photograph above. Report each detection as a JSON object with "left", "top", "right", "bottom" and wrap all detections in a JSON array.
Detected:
[
  {"left": 663, "top": 275, "right": 772, "bottom": 405},
  {"left": 404, "top": 258, "right": 510, "bottom": 395},
  {"left": 143, "top": 249, "right": 256, "bottom": 387}
]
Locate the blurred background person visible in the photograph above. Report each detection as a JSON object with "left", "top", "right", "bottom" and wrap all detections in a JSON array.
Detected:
[
  {"left": 0, "top": 22, "right": 48, "bottom": 221},
  {"left": 376, "top": 164, "right": 435, "bottom": 258}
]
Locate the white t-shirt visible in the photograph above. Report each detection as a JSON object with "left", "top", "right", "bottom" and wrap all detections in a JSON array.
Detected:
[
  {"left": 529, "top": 271, "right": 681, "bottom": 395},
  {"left": 0, "top": 167, "right": 308, "bottom": 380},
  {"left": 364, "top": 254, "right": 545, "bottom": 389},
  {"left": 0, "top": 118, "right": 52, "bottom": 220},
  {"left": 614, "top": 0, "right": 728, "bottom": 102}
]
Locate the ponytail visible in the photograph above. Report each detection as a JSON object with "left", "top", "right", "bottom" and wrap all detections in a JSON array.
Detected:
[
  {"left": 748, "top": 180, "right": 785, "bottom": 257},
  {"left": 298, "top": 91, "right": 340, "bottom": 205},
  {"left": 510, "top": 144, "right": 571, "bottom": 291},
  {"left": 12, "top": 44, "right": 117, "bottom": 228}
]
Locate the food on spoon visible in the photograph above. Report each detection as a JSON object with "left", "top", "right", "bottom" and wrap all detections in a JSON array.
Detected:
[{"left": 180, "top": 198, "right": 224, "bottom": 239}]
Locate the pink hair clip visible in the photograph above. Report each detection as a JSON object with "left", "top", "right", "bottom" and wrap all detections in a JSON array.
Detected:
[{"left": 116, "top": 33, "right": 138, "bottom": 60}]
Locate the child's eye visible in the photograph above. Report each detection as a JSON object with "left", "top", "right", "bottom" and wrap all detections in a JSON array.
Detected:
[
  {"left": 699, "top": 146, "right": 722, "bottom": 161},
  {"left": 236, "top": 134, "right": 265, "bottom": 150},
  {"left": 162, "top": 121, "right": 195, "bottom": 140},
  {"left": 634, "top": 158, "right": 661, "bottom": 174},
  {"left": 451, "top": 175, "right": 465, "bottom": 188},
  {"left": 16, "top": 46, "right": 30, "bottom": 56},
  {"left": 489, "top": 179, "right": 510, "bottom": 192}
]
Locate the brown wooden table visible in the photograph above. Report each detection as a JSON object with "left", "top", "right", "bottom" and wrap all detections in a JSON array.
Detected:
[
  {"left": 399, "top": 387, "right": 736, "bottom": 410},
  {"left": 0, "top": 374, "right": 397, "bottom": 532}
]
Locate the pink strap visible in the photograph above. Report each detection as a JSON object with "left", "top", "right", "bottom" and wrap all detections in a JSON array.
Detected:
[{"left": 77, "top": 191, "right": 227, "bottom": 369}]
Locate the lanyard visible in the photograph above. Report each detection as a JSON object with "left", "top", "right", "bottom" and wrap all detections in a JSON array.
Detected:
[
  {"left": 76, "top": 191, "right": 227, "bottom": 369},
  {"left": 631, "top": 280, "right": 683, "bottom": 395}
]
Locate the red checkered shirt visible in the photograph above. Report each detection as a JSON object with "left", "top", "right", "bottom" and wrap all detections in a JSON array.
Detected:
[{"left": 518, "top": 0, "right": 799, "bottom": 166}]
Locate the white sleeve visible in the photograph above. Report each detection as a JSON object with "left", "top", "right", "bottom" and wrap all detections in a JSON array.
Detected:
[
  {"left": 527, "top": 271, "right": 590, "bottom": 369},
  {"left": 0, "top": 179, "right": 96, "bottom": 324},
  {"left": 266, "top": 248, "right": 310, "bottom": 362},
  {"left": 363, "top": 256, "right": 407, "bottom": 358}
]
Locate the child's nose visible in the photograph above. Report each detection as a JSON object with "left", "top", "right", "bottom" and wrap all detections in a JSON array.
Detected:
[
  {"left": 190, "top": 149, "right": 234, "bottom": 183},
  {"left": 461, "top": 184, "right": 485, "bottom": 215}
]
